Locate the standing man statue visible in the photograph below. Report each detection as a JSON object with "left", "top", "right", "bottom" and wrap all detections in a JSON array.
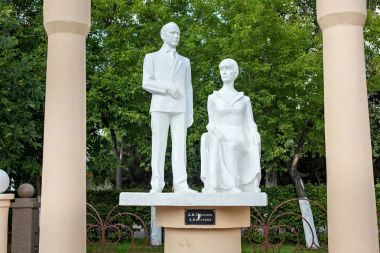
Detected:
[{"left": 143, "top": 22, "right": 197, "bottom": 193}]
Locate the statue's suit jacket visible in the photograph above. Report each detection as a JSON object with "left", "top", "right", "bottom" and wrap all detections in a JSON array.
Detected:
[{"left": 142, "top": 48, "right": 193, "bottom": 126}]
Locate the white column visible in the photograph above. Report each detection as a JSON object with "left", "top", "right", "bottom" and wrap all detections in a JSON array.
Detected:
[
  {"left": 39, "top": 1, "right": 90, "bottom": 253},
  {"left": 0, "top": 194, "right": 14, "bottom": 253},
  {"left": 317, "top": 1, "right": 379, "bottom": 252}
]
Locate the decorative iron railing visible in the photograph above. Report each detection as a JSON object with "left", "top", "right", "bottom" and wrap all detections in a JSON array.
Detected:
[
  {"left": 86, "top": 199, "right": 328, "bottom": 253},
  {"left": 87, "top": 204, "right": 163, "bottom": 253},
  {"left": 244, "top": 198, "right": 328, "bottom": 253}
]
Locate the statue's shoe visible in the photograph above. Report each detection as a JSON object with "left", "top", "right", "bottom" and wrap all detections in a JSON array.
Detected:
[
  {"left": 227, "top": 187, "right": 242, "bottom": 193},
  {"left": 202, "top": 187, "right": 217, "bottom": 193},
  {"left": 149, "top": 188, "right": 162, "bottom": 193}
]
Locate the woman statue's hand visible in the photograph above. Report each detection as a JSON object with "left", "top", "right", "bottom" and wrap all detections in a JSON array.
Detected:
[
  {"left": 207, "top": 125, "right": 224, "bottom": 141},
  {"left": 212, "top": 129, "right": 224, "bottom": 141}
]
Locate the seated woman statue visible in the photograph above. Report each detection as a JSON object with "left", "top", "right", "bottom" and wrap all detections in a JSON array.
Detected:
[{"left": 201, "top": 59, "right": 261, "bottom": 193}]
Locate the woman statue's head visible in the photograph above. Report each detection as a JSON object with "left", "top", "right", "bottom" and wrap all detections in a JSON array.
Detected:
[{"left": 219, "top": 58, "right": 239, "bottom": 83}]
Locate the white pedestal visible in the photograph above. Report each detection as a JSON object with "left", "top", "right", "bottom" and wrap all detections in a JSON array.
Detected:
[
  {"left": 119, "top": 192, "right": 268, "bottom": 253},
  {"left": 119, "top": 192, "right": 268, "bottom": 207}
]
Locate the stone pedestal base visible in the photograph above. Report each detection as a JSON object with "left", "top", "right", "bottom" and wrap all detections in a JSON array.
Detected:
[
  {"left": 119, "top": 192, "right": 268, "bottom": 253},
  {"left": 157, "top": 206, "right": 249, "bottom": 253}
]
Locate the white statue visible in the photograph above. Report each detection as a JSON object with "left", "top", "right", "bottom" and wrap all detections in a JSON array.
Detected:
[
  {"left": 201, "top": 59, "right": 261, "bottom": 193},
  {"left": 143, "top": 22, "right": 197, "bottom": 193}
]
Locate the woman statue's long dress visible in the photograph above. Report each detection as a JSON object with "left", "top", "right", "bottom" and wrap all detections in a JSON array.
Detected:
[{"left": 201, "top": 59, "right": 261, "bottom": 193}]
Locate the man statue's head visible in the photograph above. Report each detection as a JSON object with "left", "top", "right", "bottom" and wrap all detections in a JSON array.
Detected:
[{"left": 161, "top": 22, "right": 180, "bottom": 48}]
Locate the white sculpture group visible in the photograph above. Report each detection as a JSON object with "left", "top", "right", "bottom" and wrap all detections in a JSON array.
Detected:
[{"left": 143, "top": 22, "right": 261, "bottom": 194}]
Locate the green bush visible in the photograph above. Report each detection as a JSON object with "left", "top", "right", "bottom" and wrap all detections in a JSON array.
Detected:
[
  {"left": 260, "top": 184, "right": 327, "bottom": 230},
  {"left": 87, "top": 188, "right": 152, "bottom": 244},
  {"left": 251, "top": 184, "right": 328, "bottom": 245},
  {"left": 88, "top": 184, "right": 380, "bottom": 246},
  {"left": 86, "top": 185, "right": 327, "bottom": 227}
]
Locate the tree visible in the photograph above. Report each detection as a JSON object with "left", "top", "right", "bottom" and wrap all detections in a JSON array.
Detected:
[
  {"left": 0, "top": 0, "right": 46, "bottom": 189},
  {"left": 365, "top": 8, "right": 380, "bottom": 178}
]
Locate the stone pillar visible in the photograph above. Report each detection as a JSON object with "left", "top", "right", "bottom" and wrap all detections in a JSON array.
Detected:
[
  {"left": 317, "top": 1, "right": 379, "bottom": 252},
  {"left": 11, "top": 198, "right": 40, "bottom": 253},
  {"left": 0, "top": 194, "right": 14, "bottom": 253},
  {"left": 39, "top": 1, "right": 90, "bottom": 253}
]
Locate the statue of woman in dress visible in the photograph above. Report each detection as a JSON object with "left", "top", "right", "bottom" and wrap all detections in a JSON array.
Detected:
[{"left": 200, "top": 59, "right": 261, "bottom": 193}]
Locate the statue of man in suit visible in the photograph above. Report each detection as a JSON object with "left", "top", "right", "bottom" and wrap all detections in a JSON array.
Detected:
[{"left": 143, "top": 22, "right": 197, "bottom": 193}]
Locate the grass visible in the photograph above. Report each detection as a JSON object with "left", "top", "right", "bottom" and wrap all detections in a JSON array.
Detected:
[
  {"left": 87, "top": 239, "right": 163, "bottom": 252},
  {"left": 87, "top": 240, "right": 328, "bottom": 253},
  {"left": 242, "top": 244, "right": 328, "bottom": 253}
]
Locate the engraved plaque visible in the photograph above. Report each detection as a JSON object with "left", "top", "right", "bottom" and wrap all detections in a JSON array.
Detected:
[{"left": 184, "top": 209, "right": 215, "bottom": 225}]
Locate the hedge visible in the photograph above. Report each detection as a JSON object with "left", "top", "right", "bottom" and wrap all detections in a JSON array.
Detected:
[{"left": 86, "top": 184, "right": 380, "bottom": 245}]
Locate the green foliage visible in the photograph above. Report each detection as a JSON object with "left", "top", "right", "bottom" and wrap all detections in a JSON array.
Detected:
[
  {"left": 256, "top": 184, "right": 328, "bottom": 245},
  {"left": 365, "top": 9, "right": 380, "bottom": 175},
  {"left": 85, "top": 184, "right": 380, "bottom": 245},
  {"left": 87, "top": 188, "right": 151, "bottom": 227},
  {"left": 0, "top": 0, "right": 46, "bottom": 187},
  {"left": 87, "top": 185, "right": 329, "bottom": 244},
  {"left": 366, "top": 10, "right": 380, "bottom": 93},
  {"left": 370, "top": 95, "right": 380, "bottom": 163}
]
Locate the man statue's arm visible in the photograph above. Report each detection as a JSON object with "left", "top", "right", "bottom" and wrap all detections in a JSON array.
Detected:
[
  {"left": 185, "top": 59, "right": 194, "bottom": 127},
  {"left": 142, "top": 54, "right": 166, "bottom": 94},
  {"left": 142, "top": 54, "right": 182, "bottom": 99}
]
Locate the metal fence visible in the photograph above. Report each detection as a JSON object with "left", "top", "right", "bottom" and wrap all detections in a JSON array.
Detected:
[
  {"left": 243, "top": 198, "right": 328, "bottom": 253},
  {"left": 86, "top": 199, "right": 328, "bottom": 253},
  {"left": 87, "top": 204, "right": 163, "bottom": 253}
]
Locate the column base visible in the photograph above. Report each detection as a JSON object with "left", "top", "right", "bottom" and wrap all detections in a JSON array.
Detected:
[{"left": 165, "top": 227, "right": 241, "bottom": 253}]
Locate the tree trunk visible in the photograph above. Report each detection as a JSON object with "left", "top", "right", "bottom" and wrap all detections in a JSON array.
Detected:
[
  {"left": 265, "top": 170, "right": 278, "bottom": 187},
  {"left": 150, "top": 207, "right": 162, "bottom": 246},
  {"left": 288, "top": 126, "right": 320, "bottom": 248},
  {"left": 289, "top": 153, "right": 306, "bottom": 198},
  {"left": 110, "top": 128, "right": 123, "bottom": 190},
  {"left": 115, "top": 145, "right": 123, "bottom": 190}
]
